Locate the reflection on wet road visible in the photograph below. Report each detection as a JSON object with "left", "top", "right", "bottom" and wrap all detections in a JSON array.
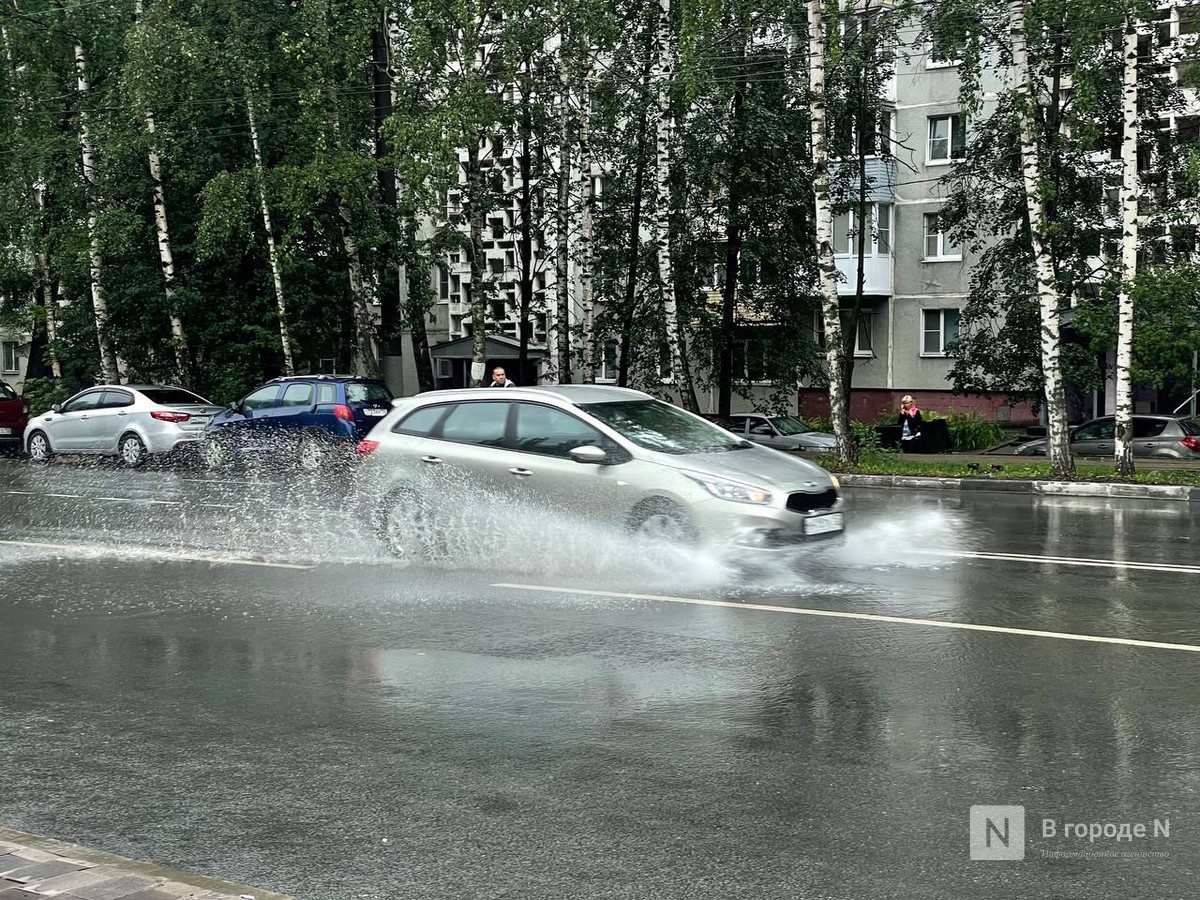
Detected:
[{"left": 1, "top": 459, "right": 1198, "bottom": 899}]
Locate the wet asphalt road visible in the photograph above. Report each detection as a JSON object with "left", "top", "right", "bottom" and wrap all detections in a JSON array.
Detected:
[{"left": 0, "top": 458, "right": 1198, "bottom": 899}]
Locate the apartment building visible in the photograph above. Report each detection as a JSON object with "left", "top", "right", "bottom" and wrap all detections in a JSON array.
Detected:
[{"left": 0, "top": 328, "right": 27, "bottom": 390}]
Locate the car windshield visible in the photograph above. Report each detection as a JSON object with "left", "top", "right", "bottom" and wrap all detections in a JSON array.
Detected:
[
  {"left": 770, "top": 416, "right": 814, "bottom": 436},
  {"left": 346, "top": 382, "right": 393, "bottom": 404},
  {"left": 1180, "top": 418, "right": 1200, "bottom": 436},
  {"left": 579, "top": 400, "right": 746, "bottom": 454},
  {"left": 140, "top": 388, "right": 210, "bottom": 406},
  {"left": 0, "top": 382, "right": 16, "bottom": 400}
]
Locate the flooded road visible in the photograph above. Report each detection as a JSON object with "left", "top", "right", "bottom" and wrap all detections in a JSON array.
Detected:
[{"left": 1, "top": 459, "right": 1198, "bottom": 899}]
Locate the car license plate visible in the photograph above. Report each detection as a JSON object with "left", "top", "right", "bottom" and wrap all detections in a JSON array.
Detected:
[
  {"left": 191, "top": 417, "right": 210, "bottom": 425},
  {"left": 804, "top": 513, "right": 843, "bottom": 536},
  {"left": 363, "top": 408, "right": 387, "bottom": 417},
  {"left": 0, "top": 427, "right": 11, "bottom": 436}
]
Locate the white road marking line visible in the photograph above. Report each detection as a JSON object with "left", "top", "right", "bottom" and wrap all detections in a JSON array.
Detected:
[
  {"left": 45, "top": 493, "right": 82, "bottom": 499},
  {"left": 911, "top": 548, "right": 1200, "bottom": 575},
  {"left": 493, "top": 583, "right": 1200, "bottom": 654},
  {"left": 0, "top": 539, "right": 315, "bottom": 570}
]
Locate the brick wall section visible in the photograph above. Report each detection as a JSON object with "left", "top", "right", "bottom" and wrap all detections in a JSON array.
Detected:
[{"left": 796, "top": 389, "right": 1038, "bottom": 426}]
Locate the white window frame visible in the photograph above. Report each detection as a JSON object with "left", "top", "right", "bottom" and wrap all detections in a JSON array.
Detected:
[
  {"left": 0, "top": 341, "right": 18, "bottom": 374},
  {"left": 926, "top": 32, "right": 965, "bottom": 69},
  {"left": 923, "top": 212, "right": 962, "bottom": 261},
  {"left": 920, "top": 308, "right": 960, "bottom": 357},
  {"left": 833, "top": 204, "right": 893, "bottom": 257},
  {"left": 814, "top": 313, "right": 876, "bottom": 357},
  {"left": 928, "top": 114, "right": 965, "bottom": 165}
]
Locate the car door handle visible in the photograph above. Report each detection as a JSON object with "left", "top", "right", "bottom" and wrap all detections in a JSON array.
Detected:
[
  {"left": 79, "top": 414, "right": 89, "bottom": 419},
  {"left": 509, "top": 467, "right": 533, "bottom": 477},
  {"left": 420, "top": 455, "right": 443, "bottom": 465},
  {"left": 117, "top": 411, "right": 127, "bottom": 416}
]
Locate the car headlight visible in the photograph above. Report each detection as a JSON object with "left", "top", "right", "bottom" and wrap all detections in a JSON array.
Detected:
[{"left": 683, "top": 471, "right": 774, "bottom": 505}]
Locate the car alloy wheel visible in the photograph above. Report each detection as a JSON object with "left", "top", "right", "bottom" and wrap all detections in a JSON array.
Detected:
[
  {"left": 379, "top": 490, "right": 444, "bottom": 561},
  {"left": 199, "top": 437, "right": 230, "bottom": 470},
  {"left": 631, "top": 499, "right": 697, "bottom": 544},
  {"left": 119, "top": 433, "right": 148, "bottom": 468},
  {"left": 298, "top": 434, "right": 326, "bottom": 472},
  {"left": 27, "top": 431, "right": 51, "bottom": 462}
]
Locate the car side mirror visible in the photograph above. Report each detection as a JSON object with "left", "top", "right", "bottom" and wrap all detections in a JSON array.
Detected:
[
  {"left": 569, "top": 444, "right": 609, "bottom": 465},
  {"left": 51, "top": 403, "right": 62, "bottom": 413}
]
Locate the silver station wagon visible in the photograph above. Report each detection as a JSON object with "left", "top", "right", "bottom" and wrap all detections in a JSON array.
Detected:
[{"left": 355, "top": 385, "right": 844, "bottom": 557}]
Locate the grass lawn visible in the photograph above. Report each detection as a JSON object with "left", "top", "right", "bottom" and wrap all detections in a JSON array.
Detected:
[{"left": 816, "top": 452, "right": 1200, "bottom": 487}]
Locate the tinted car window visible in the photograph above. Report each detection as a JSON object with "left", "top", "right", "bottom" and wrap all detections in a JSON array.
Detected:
[
  {"left": 1133, "top": 418, "right": 1168, "bottom": 438},
  {"left": 394, "top": 404, "right": 449, "bottom": 436},
  {"left": 748, "top": 420, "right": 775, "bottom": 437},
  {"left": 725, "top": 416, "right": 748, "bottom": 434},
  {"left": 140, "top": 388, "right": 209, "bottom": 406},
  {"left": 1074, "top": 419, "right": 1115, "bottom": 441},
  {"left": 242, "top": 386, "right": 281, "bottom": 410},
  {"left": 346, "top": 382, "right": 393, "bottom": 405},
  {"left": 513, "top": 403, "right": 607, "bottom": 457},
  {"left": 281, "top": 383, "right": 313, "bottom": 406},
  {"left": 439, "top": 401, "right": 510, "bottom": 447},
  {"left": 62, "top": 391, "right": 103, "bottom": 413},
  {"left": 1180, "top": 418, "right": 1200, "bottom": 436},
  {"left": 772, "top": 416, "right": 814, "bottom": 436},
  {"left": 101, "top": 390, "right": 134, "bottom": 409},
  {"left": 0, "top": 382, "right": 16, "bottom": 400},
  {"left": 581, "top": 400, "right": 745, "bottom": 454},
  {"left": 316, "top": 383, "right": 337, "bottom": 405}
]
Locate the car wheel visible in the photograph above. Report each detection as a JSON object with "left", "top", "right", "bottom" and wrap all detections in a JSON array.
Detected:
[
  {"left": 27, "top": 430, "right": 52, "bottom": 462},
  {"left": 377, "top": 489, "right": 444, "bottom": 561},
  {"left": 297, "top": 433, "right": 327, "bottom": 473},
  {"left": 199, "top": 436, "right": 231, "bottom": 470},
  {"left": 118, "top": 433, "right": 148, "bottom": 468},
  {"left": 629, "top": 498, "right": 698, "bottom": 544}
]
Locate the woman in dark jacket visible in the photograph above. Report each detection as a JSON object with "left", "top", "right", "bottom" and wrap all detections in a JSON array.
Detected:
[{"left": 899, "top": 395, "right": 923, "bottom": 452}]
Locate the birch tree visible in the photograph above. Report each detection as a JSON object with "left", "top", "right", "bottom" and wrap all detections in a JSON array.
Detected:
[
  {"left": 808, "top": 0, "right": 854, "bottom": 463},
  {"left": 1114, "top": 14, "right": 1140, "bottom": 477},
  {"left": 653, "top": 0, "right": 699, "bottom": 411}
]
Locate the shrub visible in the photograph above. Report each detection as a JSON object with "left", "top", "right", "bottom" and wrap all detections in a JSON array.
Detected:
[
  {"left": 943, "top": 411, "right": 1006, "bottom": 452},
  {"left": 18, "top": 377, "right": 71, "bottom": 416}
]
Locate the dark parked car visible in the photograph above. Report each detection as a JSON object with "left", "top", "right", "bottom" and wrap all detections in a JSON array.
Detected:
[
  {"left": 0, "top": 381, "right": 28, "bottom": 454},
  {"left": 708, "top": 412, "right": 837, "bottom": 453},
  {"left": 1014, "top": 415, "right": 1200, "bottom": 459},
  {"left": 200, "top": 375, "right": 394, "bottom": 470}
]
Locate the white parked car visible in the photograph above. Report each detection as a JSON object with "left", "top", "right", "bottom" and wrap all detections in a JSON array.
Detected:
[
  {"left": 24, "top": 384, "right": 223, "bottom": 467},
  {"left": 355, "top": 385, "right": 845, "bottom": 558}
]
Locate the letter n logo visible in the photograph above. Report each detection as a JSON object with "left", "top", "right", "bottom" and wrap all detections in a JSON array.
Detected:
[{"left": 970, "top": 805, "right": 1025, "bottom": 860}]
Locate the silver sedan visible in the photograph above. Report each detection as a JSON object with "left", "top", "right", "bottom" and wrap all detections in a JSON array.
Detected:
[{"left": 24, "top": 384, "right": 223, "bottom": 467}]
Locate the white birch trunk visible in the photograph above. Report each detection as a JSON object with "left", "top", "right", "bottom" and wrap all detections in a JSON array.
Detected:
[
  {"left": 246, "top": 92, "right": 295, "bottom": 376},
  {"left": 32, "top": 186, "right": 62, "bottom": 380},
  {"left": 134, "top": 0, "right": 188, "bottom": 384},
  {"left": 75, "top": 41, "right": 121, "bottom": 384},
  {"left": 653, "top": 0, "right": 698, "bottom": 411},
  {"left": 577, "top": 63, "right": 596, "bottom": 384},
  {"left": 808, "top": 0, "right": 854, "bottom": 462},
  {"left": 1114, "top": 19, "right": 1139, "bottom": 477},
  {"left": 145, "top": 114, "right": 189, "bottom": 384},
  {"left": 555, "top": 56, "right": 572, "bottom": 383},
  {"left": 327, "top": 86, "right": 381, "bottom": 379},
  {"left": 1011, "top": 0, "right": 1073, "bottom": 476}
]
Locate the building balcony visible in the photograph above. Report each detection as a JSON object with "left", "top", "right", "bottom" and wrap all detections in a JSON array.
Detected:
[{"left": 835, "top": 253, "right": 892, "bottom": 296}]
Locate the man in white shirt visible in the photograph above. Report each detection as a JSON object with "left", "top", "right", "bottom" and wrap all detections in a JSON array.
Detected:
[{"left": 488, "top": 366, "right": 515, "bottom": 387}]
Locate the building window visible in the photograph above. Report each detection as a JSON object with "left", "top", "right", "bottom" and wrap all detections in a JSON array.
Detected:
[
  {"left": 598, "top": 339, "right": 619, "bottom": 382},
  {"left": 928, "top": 114, "right": 966, "bottom": 163},
  {"left": 928, "top": 29, "right": 966, "bottom": 67},
  {"left": 814, "top": 313, "right": 875, "bottom": 355},
  {"left": 2, "top": 341, "right": 19, "bottom": 374},
  {"left": 923, "top": 213, "right": 961, "bottom": 259},
  {"left": 922, "top": 308, "right": 960, "bottom": 356},
  {"left": 833, "top": 205, "right": 893, "bottom": 256}
]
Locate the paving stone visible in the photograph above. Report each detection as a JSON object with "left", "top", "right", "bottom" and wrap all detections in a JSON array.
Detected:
[
  {"left": 3, "top": 861, "right": 87, "bottom": 884},
  {"left": 21, "top": 867, "right": 111, "bottom": 895},
  {"left": 0, "top": 851, "right": 56, "bottom": 872},
  {"left": 63, "top": 875, "right": 160, "bottom": 900}
]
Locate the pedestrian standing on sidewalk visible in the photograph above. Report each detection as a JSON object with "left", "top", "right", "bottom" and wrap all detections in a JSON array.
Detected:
[
  {"left": 488, "top": 366, "right": 516, "bottom": 387},
  {"left": 899, "top": 394, "right": 923, "bottom": 452}
]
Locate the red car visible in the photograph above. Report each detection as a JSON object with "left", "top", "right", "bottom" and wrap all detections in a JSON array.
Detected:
[{"left": 0, "top": 380, "right": 29, "bottom": 454}]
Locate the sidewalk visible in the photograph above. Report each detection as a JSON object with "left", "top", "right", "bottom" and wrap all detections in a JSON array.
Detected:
[{"left": 0, "top": 827, "right": 292, "bottom": 900}]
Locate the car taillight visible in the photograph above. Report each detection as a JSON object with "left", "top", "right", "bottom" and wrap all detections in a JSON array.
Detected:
[
  {"left": 356, "top": 439, "right": 379, "bottom": 456},
  {"left": 334, "top": 404, "right": 355, "bottom": 422},
  {"left": 1182, "top": 436, "right": 1200, "bottom": 451},
  {"left": 151, "top": 410, "right": 190, "bottom": 423}
]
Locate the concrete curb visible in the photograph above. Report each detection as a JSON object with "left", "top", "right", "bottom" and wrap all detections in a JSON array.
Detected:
[
  {"left": 838, "top": 473, "right": 1200, "bottom": 503},
  {"left": 0, "top": 825, "right": 293, "bottom": 900}
]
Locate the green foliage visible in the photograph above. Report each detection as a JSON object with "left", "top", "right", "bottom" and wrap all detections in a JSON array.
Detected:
[
  {"left": 18, "top": 377, "right": 71, "bottom": 415},
  {"left": 940, "top": 411, "right": 1006, "bottom": 452}
]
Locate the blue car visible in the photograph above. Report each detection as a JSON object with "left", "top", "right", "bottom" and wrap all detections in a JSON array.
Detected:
[{"left": 200, "top": 375, "right": 394, "bottom": 470}]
